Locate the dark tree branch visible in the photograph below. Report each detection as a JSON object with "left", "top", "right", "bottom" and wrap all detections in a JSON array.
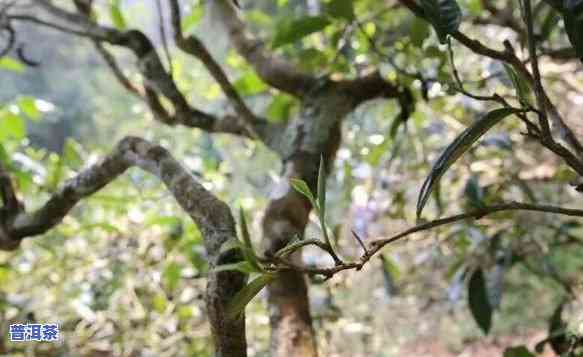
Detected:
[
  {"left": 336, "top": 70, "right": 401, "bottom": 105},
  {"left": 168, "top": 0, "right": 265, "bottom": 140},
  {"left": 12, "top": 1, "right": 260, "bottom": 139},
  {"left": 0, "top": 161, "right": 20, "bottom": 212},
  {"left": 0, "top": 136, "right": 248, "bottom": 355},
  {"left": 4, "top": 137, "right": 226, "bottom": 240},
  {"left": 268, "top": 201, "right": 583, "bottom": 278},
  {"left": 210, "top": 0, "right": 319, "bottom": 97},
  {"left": 396, "top": 0, "right": 583, "bottom": 174},
  {"left": 155, "top": 0, "right": 173, "bottom": 78},
  {"left": 93, "top": 42, "right": 142, "bottom": 96},
  {"left": 524, "top": 0, "right": 552, "bottom": 139}
]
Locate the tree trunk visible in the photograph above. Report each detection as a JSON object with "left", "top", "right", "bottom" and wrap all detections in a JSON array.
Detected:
[{"left": 262, "top": 85, "right": 354, "bottom": 357}]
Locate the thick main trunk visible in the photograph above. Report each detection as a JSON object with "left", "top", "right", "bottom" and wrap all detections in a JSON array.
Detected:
[
  {"left": 262, "top": 157, "right": 319, "bottom": 356},
  {"left": 262, "top": 86, "right": 350, "bottom": 356},
  {"left": 262, "top": 157, "right": 321, "bottom": 357}
]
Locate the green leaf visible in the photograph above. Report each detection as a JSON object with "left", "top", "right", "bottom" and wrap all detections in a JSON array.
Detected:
[
  {"left": 163, "top": 262, "right": 182, "bottom": 292},
  {"left": 464, "top": 175, "right": 484, "bottom": 209},
  {"left": 326, "top": 0, "right": 355, "bottom": 21},
  {"left": 0, "top": 144, "right": 8, "bottom": 166},
  {"left": 62, "top": 138, "right": 84, "bottom": 168},
  {"left": 213, "top": 261, "right": 260, "bottom": 274},
  {"left": 233, "top": 72, "right": 269, "bottom": 96},
  {"left": 78, "top": 222, "right": 123, "bottom": 234},
  {"left": 468, "top": 268, "right": 493, "bottom": 335},
  {"left": 220, "top": 238, "right": 245, "bottom": 255},
  {"left": 266, "top": 94, "right": 296, "bottom": 122},
  {"left": 317, "top": 156, "right": 327, "bottom": 219},
  {"left": 272, "top": 16, "right": 331, "bottom": 48},
  {"left": 420, "top": 0, "right": 462, "bottom": 43},
  {"left": 381, "top": 254, "right": 401, "bottom": 281},
  {"left": 540, "top": 8, "right": 561, "bottom": 42},
  {"left": 546, "top": 302, "right": 568, "bottom": 353},
  {"left": 366, "top": 136, "right": 391, "bottom": 166},
  {"left": 410, "top": 16, "right": 431, "bottom": 47},
  {"left": 380, "top": 255, "right": 399, "bottom": 297},
  {"left": 416, "top": 107, "right": 518, "bottom": 218},
  {"left": 145, "top": 215, "right": 182, "bottom": 228},
  {"left": 226, "top": 274, "right": 275, "bottom": 320},
  {"left": 503, "top": 64, "right": 532, "bottom": 106},
  {"left": 0, "top": 57, "right": 25, "bottom": 73},
  {"left": 462, "top": 0, "right": 483, "bottom": 16},
  {"left": 503, "top": 346, "right": 535, "bottom": 357},
  {"left": 181, "top": 5, "right": 204, "bottom": 33},
  {"left": 152, "top": 293, "right": 168, "bottom": 313},
  {"left": 17, "top": 97, "right": 41, "bottom": 120},
  {"left": 563, "top": 11, "right": 583, "bottom": 58},
  {"left": 290, "top": 178, "right": 316, "bottom": 205},
  {"left": 239, "top": 208, "right": 262, "bottom": 271},
  {"left": 0, "top": 112, "right": 26, "bottom": 142},
  {"left": 110, "top": 0, "right": 126, "bottom": 30},
  {"left": 564, "top": 0, "right": 583, "bottom": 13}
]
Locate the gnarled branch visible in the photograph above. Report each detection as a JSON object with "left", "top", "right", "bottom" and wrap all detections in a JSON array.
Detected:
[
  {"left": 210, "top": 0, "right": 319, "bottom": 97},
  {"left": 15, "top": 1, "right": 258, "bottom": 139},
  {"left": 1, "top": 136, "right": 248, "bottom": 356}
]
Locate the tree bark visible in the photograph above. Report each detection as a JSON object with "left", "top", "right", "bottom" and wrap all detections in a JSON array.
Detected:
[
  {"left": 1, "top": 137, "right": 248, "bottom": 356},
  {"left": 261, "top": 84, "right": 354, "bottom": 357}
]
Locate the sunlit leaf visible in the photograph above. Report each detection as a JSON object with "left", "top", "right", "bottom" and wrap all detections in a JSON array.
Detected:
[
  {"left": 233, "top": 72, "right": 268, "bottom": 96},
  {"left": 503, "top": 64, "right": 532, "bottom": 106},
  {"left": 226, "top": 274, "right": 275, "bottom": 320},
  {"left": 0, "top": 112, "right": 26, "bottom": 142},
  {"left": 0, "top": 144, "right": 8, "bottom": 166},
  {"left": 266, "top": 94, "right": 296, "bottom": 122},
  {"left": 272, "top": 16, "right": 331, "bottom": 48},
  {"left": 239, "top": 207, "right": 262, "bottom": 271},
  {"left": 163, "top": 262, "right": 182, "bottom": 292},
  {"left": 468, "top": 268, "right": 492, "bottom": 335},
  {"left": 462, "top": 0, "right": 483, "bottom": 16},
  {"left": 46, "top": 154, "right": 64, "bottom": 191},
  {"left": 152, "top": 293, "right": 168, "bottom": 313},
  {"left": 420, "top": 0, "right": 462, "bottom": 43},
  {"left": 17, "top": 97, "right": 41, "bottom": 121},
  {"left": 181, "top": 5, "right": 204, "bottom": 33},
  {"left": 0, "top": 57, "right": 25, "bottom": 73},
  {"left": 417, "top": 107, "right": 518, "bottom": 217},
  {"left": 290, "top": 178, "right": 316, "bottom": 205},
  {"left": 62, "top": 138, "right": 84, "bottom": 168},
  {"left": 110, "top": 0, "right": 126, "bottom": 30}
]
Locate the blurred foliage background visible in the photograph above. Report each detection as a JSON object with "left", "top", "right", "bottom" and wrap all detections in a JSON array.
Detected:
[{"left": 1, "top": 0, "right": 583, "bottom": 356}]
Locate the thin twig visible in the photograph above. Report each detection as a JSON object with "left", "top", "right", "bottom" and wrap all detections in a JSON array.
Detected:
[
  {"left": 155, "top": 0, "right": 173, "bottom": 78},
  {"left": 446, "top": 39, "right": 511, "bottom": 106},
  {"left": 270, "top": 201, "right": 583, "bottom": 277},
  {"left": 523, "top": 0, "right": 551, "bottom": 139}
]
